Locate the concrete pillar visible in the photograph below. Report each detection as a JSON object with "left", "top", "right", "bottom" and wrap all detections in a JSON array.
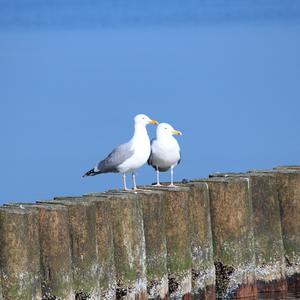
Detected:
[
  {"left": 16, "top": 203, "right": 75, "bottom": 300},
  {"left": 42, "top": 197, "right": 100, "bottom": 299},
  {"left": 100, "top": 192, "right": 147, "bottom": 300},
  {"left": 84, "top": 193, "right": 117, "bottom": 300},
  {"left": 0, "top": 206, "right": 42, "bottom": 300},
  {"left": 185, "top": 182, "right": 215, "bottom": 299},
  {"left": 143, "top": 186, "right": 192, "bottom": 300},
  {"left": 194, "top": 177, "right": 257, "bottom": 299},
  {"left": 211, "top": 172, "right": 287, "bottom": 294}
]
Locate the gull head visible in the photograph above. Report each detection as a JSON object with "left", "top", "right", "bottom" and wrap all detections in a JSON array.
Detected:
[
  {"left": 157, "top": 123, "right": 182, "bottom": 137},
  {"left": 134, "top": 114, "right": 159, "bottom": 126}
]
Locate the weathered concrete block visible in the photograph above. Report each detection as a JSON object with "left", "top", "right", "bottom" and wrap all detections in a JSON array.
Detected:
[
  {"left": 143, "top": 186, "right": 192, "bottom": 300},
  {"left": 211, "top": 172, "right": 287, "bottom": 294},
  {"left": 194, "top": 177, "right": 257, "bottom": 299},
  {"left": 185, "top": 182, "right": 215, "bottom": 300},
  {"left": 84, "top": 194, "right": 117, "bottom": 300},
  {"left": 102, "top": 192, "right": 147, "bottom": 300},
  {"left": 42, "top": 197, "right": 100, "bottom": 299},
  {"left": 34, "top": 203, "right": 74, "bottom": 300},
  {"left": 0, "top": 206, "right": 42, "bottom": 300}
]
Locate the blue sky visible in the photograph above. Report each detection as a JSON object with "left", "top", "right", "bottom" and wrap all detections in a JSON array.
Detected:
[{"left": 1, "top": 2, "right": 300, "bottom": 203}]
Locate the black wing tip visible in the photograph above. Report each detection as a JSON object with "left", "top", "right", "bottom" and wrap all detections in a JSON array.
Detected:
[
  {"left": 147, "top": 153, "right": 153, "bottom": 166},
  {"left": 82, "top": 168, "right": 97, "bottom": 178}
]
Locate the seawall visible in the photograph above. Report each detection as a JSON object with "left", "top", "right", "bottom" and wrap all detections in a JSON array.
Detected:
[{"left": 0, "top": 166, "right": 300, "bottom": 299}]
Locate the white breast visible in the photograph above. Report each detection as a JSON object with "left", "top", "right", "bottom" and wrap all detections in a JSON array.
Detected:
[
  {"left": 151, "top": 137, "right": 180, "bottom": 169},
  {"left": 117, "top": 132, "right": 151, "bottom": 173}
]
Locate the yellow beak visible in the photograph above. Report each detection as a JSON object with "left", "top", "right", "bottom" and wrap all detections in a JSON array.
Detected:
[
  {"left": 172, "top": 130, "right": 182, "bottom": 136},
  {"left": 149, "top": 119, "right": 159, "bottom": 125}
]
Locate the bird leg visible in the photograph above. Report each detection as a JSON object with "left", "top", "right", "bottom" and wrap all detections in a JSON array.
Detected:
[
  {"left": 132, "top": 172, "right": 149, "bottom": 191},
  {"left": 122, "top": 173, "right": 130, "bottom": 191},
  {"left": 153, "top": 168, "right": 162, "bottom": 186},
  {"left": 168, "top": 166, "right": 177, "bottom": 188},
  {"left": 132, "top": 172, "right": 138, "bottom": 191}
]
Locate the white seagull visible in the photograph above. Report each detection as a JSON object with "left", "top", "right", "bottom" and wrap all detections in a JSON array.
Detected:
[
  {"left": 83, "top": 114, "right": 158, "bottom": 191},
  {"left": 148, "top": 123, "right": 182, "bottom": 187}
]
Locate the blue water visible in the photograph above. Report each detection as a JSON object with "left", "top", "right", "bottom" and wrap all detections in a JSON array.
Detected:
[
  {"left": 1, "top": 0, "right": 300, "bottom": 30},
  {"left": 1, "top": 1, "right": 300, "bottom": 204}
]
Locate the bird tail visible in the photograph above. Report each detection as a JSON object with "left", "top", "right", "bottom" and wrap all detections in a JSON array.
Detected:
[{"left": 82, "top": 168, "right": 98, "bottom": 178}]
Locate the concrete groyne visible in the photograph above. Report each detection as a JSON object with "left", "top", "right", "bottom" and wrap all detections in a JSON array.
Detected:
[{"left": 0, "top": 166, "right": 300, "bottom": 299}]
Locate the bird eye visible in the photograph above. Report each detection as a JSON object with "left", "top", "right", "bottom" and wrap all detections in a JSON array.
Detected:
[{"left": 164, "top": 127, "right": 167, "bottom": 130}]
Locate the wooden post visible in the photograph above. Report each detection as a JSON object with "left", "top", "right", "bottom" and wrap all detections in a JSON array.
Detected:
[
  {"left": 185, "top": 182, "right": 215, "bottom": 299},
  {"left": 195, "top": 177, "right": 257, "bottom": 299},
  {"left": 84, "top": 193, "right": 117, "bottom": 299},
  {"left": 210, "top": 172, "right": 287, "bottom": 294},
  {"left": 138, "top": 190, "right": 168, "bottom": 299},
  {"left": 104, "top": 192, "right": 147, "bottom": 299},
  {"left": 33, "top": 203, "right": 74, "bottom": 300},
  {"left": 42, "top": 197, "right": 100, "bottom": 299},
  {"left": 0, "top": 206, "right": 42, "bottom": 300},
  {"left": 257, "top": 168, "right": 300, "bottom": 291},
  {"left": 142, "top": 186, "right": 192, "bottom": 300}
]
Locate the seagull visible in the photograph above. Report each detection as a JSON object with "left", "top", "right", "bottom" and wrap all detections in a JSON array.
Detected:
[
  {"left": 83, "top": 114, "right": 158, "bottom": 191},
  {"left": 148, "top": 123, "right": 182, "bottom": 187}
]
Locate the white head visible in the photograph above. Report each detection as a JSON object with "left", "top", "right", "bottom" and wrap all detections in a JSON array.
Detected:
[
  {"left": 134, "top": 114, "right": 158, "bottom": 126},
  {"left": 156, "top": 123, "right": 182, "bottom": 138}
]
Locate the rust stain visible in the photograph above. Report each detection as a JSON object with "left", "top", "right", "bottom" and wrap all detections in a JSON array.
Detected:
[
  {"left": 182, "top": 292, "right": 192, "bottom": 300},
  {"left": 204, "top": 285, "right": 216, "bottom": 300},
  {"left": 234, "top": 283, "right": 257, "bottom": 299},
  {"left": 257, "top": 278, "right": 287, "bottom": 294}
]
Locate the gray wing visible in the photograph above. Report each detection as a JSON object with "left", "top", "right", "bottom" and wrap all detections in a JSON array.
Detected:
[
  {"left": 147, "top": 138, "right": 156, "bottom": 167},
  {"left": 96, "top": 142, "right": 134, "bottom": 173},
  {"left": 178, "top": 150, "right": 181, "bottom": 165}
]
